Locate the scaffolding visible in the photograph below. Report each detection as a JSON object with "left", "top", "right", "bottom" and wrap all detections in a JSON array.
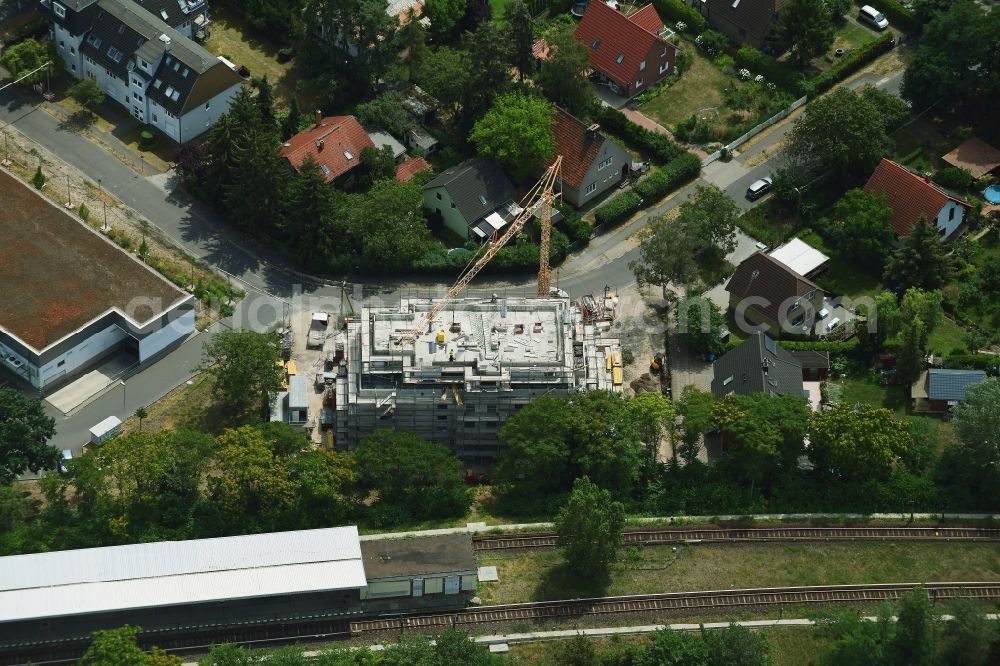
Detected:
[{"left": 335, "top": 295, "right": 622, "bottom": 464}]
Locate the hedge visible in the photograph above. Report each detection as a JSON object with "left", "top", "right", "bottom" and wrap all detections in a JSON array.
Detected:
[
  {"left": 594, "top": 191, "right": 642, "bottom": 227},
  {"left": 633, "top": 152, "right": 702, "bottom": 200},
  {"left": 650, "top": 0, "right": 707, "bottom": 33},
  {"left": 943, "top": 354, "right": 1000, "bottom": 373},
  {"left": 809, "top": 32, "right": 895, "bottom": 96},
  {"left": 593, "top": 106, "right": 685, "bottom": 163},
  {"left": 873, "top": 0, "right": 917, "bottom": 33},
  {"left": 779, "top": 339, "right": 859, "bottom": 352},
  {"left": 735, "top": 46, "right": 809, "bottom": 97}
]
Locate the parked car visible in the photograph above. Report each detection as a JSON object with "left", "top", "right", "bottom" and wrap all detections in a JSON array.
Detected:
[
  {"left": 746, "top": 177, "right": 773, "bottom": 201},
  {"left": 859, "top": 5, "right": 889, "bottom": 30}
]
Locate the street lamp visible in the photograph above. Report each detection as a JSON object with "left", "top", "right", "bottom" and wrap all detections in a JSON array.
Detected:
[
  {"left": 119, "top": 380, "right": 126, "bottom": 418},
  {"left": 65, "top": 174, "right": 72, "bottom": 208}
]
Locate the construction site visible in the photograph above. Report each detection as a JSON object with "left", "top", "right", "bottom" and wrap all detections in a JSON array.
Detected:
[{"left": 334, "top": 293, "right": 622, "bottom": 463}]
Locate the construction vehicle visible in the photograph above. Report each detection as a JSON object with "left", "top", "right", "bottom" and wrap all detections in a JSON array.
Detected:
[
  {"left": 307, "top": 312, "right": 329, "bottom": 349},
  {"left": 397, "top": 156, "right": 563, "bottom": 344},
  {"left": 650, "top": 352, "right": 665, "bottom": 373}
]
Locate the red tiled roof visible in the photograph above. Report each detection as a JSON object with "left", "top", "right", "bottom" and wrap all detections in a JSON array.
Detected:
[
  {"left": 863, "top": 158, "right": 971, "bottom": 236},
  {"left": 532, "top": 38, "right": 551, "bottom": 60},
  {"left": 280, "top": 115, "right": 375, "bottom": 183},
  {"left": 574, "top": 1, "right": 673, "bottom": 87},
  {"left": 552, "top": 108, "right": 605, "bottom": 189},
  {"left": 626, "top": 3, "right": 663, "bottom": 34},
  {"left": 395, "top": 156, "right": 432, "bottom": 182}
]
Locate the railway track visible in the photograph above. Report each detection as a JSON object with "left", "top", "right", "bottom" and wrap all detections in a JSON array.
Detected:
[
  {"left": 473, "top": 526, "right": 1000, "bottom": 550},
  {"left": 349, "top": 582, "right": 1000, "bottom": 634},
  {"left": 5, "top": 583, "right": 998, "bottom": 665}
]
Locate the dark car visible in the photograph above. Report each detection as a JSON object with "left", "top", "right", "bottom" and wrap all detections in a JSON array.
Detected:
[{"left": 746, "top": 177, "right": 773, "bottom": 201}]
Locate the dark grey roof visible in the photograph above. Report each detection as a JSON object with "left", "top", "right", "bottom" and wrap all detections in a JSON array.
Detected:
[
  {"left": 790, "top": 350, "right": 829, "bottom": 370},
  {"left": 702, "top": 0, "right": 789, "bottom": 42},
  {"left": 927, "top": 369, "right": 986, "bottom": 401},
  {"left": 711, "top": 332, "right": 804, "bottom": 399},
  {"left": 360, "top": 534, "right": 477, "bottom": 580},
  {"left": 726, "top": 252, "right": 823, "bottom": 326},
  {"left": 132, "top": 0, "right": 205, "bottom": 29},
  {"left": 43, "top": 0, "right": 100, "bottom": 40},
  {"left": 422, "top": 158, "right": 516, "bottom": 225}
]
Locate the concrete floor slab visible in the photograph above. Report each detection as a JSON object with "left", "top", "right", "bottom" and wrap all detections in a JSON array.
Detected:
[{"left": 45, "top": 355, "right": 134, "bottom": 415}]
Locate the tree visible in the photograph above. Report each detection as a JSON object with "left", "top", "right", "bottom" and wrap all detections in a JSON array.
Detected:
[
  {"left": 0, "top": 38, "right": 54, "bottom": 86},
  {"left": 784, "top": 87, "right": 892, "bottom": 183},
  {"left": 635, "top": 629, "right": 709, "bottom": 666},
  {"left": 280, "top": 96, "right": 302, "bottom": 140},
  {"left": 890, "top": 587, "right": 938, "bottom": 666},
  {"left": 460, "top": 0, "right": 492, "bottom": 32},
  {"left": 200, "top": 329, "right": 285, "bottom": 419},
  {"left": 460, "top": 21, "right": 515, "bottom": 127},
  {"left": 535, "top": 22, "right": 595, "bottom": 117},
  {"left": 353, "top": 429, "right": 470, "bottom": 520},
  {"left": 816, "top": 611, "right": 894, "bottom": 666},
  {"left": 310, "top": 0, "right": 396, "bottom": 90},
  {"left": 676, "top": 297, "right": 729, "bottom": 359},
  {"left": 824, "top": 0, "right": 852, "bottom": 17},
  {"left": 79, "top": 625, "right": 151, "bottom": 666},
  {"left": 360, "top": 144, "right": 398, "bottom": 184},
  {"left": 626, "top": 392, "right": 677, "bottom": 479},
  {"left": 774, "top": 0, "right": 835, "bottom": 67},
  {"left": 883, "top": 216, "right": 954, "bottom": 292},
  {"left": 631, "top": 185, "right": 739, "bottom": 297},
  {"left": 676, "top": 386, "right": 714, "bottom": 465},
  {"left": 253, "top": 74, "right": 277, "bottom": 128},
  {"left": 555, "top": 476, "right": 626, "bottom": 579},
  {"left": 435, "top": 628, "right": 506, "bottom": 666},
  {"left": 288, "top": 449, "right": 358, "bottom": 528},
  {"left": 281, "top": 156, "right": 343, "bottom": 270},
  {"left": 902, "top": 1, "right": 1000, "bottom": 108},
  {"left": 952, "top": 378, "right": 1000, "bottom": 475},
  {"left": 505, "top": 0, "right": 534, "bottom": 82},
  {"left": 470, "top": 92, "right": 555, "bottom": 182},
  {"left": 424, "top": 0, "right": 466, "bottom": 41},
  {"left": 714, "top": 393, "right": 811, "bottom": 487},
  {"left": 416, "top": 47, "right": 473, "bottom": 117},
  {"left": 829, "top": 189, "right": 895, "bottom": 266},
  {"left": 808, "top": 403, "right": 914, "bottom": 481},
  {"left": 553, "top": 634, "right": 599, "bottom": 666},
  {"left": 207, "top": 426, "right": 298, "bottom": 531},
  {"left": 31, "top": 164, "right": 46, "bottom": 190},
  {"left": 69, "top": 78, "right": 105, "bottom": 117},
  {"left": 703, "top": 623, "right": 775, "bottom": 666},
  {"left": 895, "top": 288, "right": 943, "bottom": 385},
  {"left": 859, "top": 85, "right": 910, "bottom": 132},
  {"left": 354, "top": 91, "right": 414, "bottom": 136},
  {"left": 0, "top": 388, "right": 58, "bottom": 484},
  {"left": 941, "top": 595, "right": 997, "bottom": 666},
  {"left": 243, "top": 0, "right": 307, "bottom": 43},
  {"left": 134, "top": 406, "right": 148, "bottom": 431},
  {"left": 348, "top": 179, "right": 431, "bottom": 270},
  {"left": 199, "top": 643, "right": 257, "bottom": 666}
]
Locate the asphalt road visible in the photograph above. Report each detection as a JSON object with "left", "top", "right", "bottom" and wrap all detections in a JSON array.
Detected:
[{"left": 1, "top": 67, "right": 904, "bottom": 450}]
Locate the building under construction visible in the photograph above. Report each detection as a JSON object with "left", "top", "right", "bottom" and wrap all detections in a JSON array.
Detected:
[{"left": 335, "top": 295, "right": 622, "bottom": 463}]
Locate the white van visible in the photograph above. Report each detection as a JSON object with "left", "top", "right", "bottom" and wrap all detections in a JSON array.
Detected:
[
  {"left": 60, "top": 449, "right": 73, "bottom": 474},
  {"left": 860, "top": 5, "right": 890, "bottom": 30}
]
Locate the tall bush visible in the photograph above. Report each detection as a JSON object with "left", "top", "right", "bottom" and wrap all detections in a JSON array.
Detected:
[
  {"left": 734, "top": 46, "right": 810, "bottom": 96},
  {"left": 809, "top": 32, "right": 895, "bottom": 95},
  {"left": 650, "top": 0, "right": 708, "bottom": 32}
]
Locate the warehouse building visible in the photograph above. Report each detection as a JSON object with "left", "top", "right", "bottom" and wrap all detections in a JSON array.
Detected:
[
  {"left": 0, "top": 170, "right": 194, "bottom": 392},
  {"left": 0, "top": 527, "right": 478, "bottom": 660},
  {"left": 335, "top": 295, "right": 623, "bottom": 463}
]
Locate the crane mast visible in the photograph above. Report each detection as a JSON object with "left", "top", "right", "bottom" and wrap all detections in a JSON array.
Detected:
[{"left": 400, "top": 157, "right": 563, "bottom": 343}]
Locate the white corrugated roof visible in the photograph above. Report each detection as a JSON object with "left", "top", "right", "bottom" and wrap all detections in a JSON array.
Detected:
[
  {"left": 0, "top": 526, "right": 365, "bottom": 623},
  {"left": 768, "top": 237, "right": 829, "bottom": 277}
]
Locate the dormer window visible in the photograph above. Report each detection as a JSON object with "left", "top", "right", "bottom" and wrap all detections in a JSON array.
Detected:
[
  {"left": 85, "top": 33, "right": 102, "bottom": 49},
  {"left": 639, "top": 59, "right": 646, "bottom": 70},
  {"left": 53, "top": 2, "right": 65, "bottom": 18},
  {"left": 107, "top": 46, "right": 124, "bottom": 63},
  {"left": 344, "top": 151, "right": 354, "bottom": 160},
  {"left": 591, "top": 38, "right": 600, "bottom": 48},
  {"left": 160, "top": 9, "right": 169, "bottom": 20},
  {"left": 118, "top": 24, "right": 125, "bottom": 35},
  {"left": 615, "top": 54, "right": 624, "bottom": 64}
]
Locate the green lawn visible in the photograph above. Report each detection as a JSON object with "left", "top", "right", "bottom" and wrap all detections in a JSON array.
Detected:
[
  {"left": 736, "top": 199, "right": 801, "bottom": 246},
  {"left": 816, "top": 256, "right": 883, "bottom": 300},
  {"left": 810, "top": 20, "right": 878, "bottom": 72},
  {"left": 927, "top": 314, "right": 968, "bottom": 356},
  {"left": 638, "top": 46, "right": 729, "bottom": 130}
]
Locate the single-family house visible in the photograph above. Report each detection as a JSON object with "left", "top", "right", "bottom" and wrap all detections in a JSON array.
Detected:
[
  {"left": 132, "top": 0, "right": 211, "bottom": 40},
  {"left": 864, "top": 158, "right": 972, "bottom": 241},
  {"left": 695, "top": 0, "right": 790, "bottom": 48},
  {"left": 551, "top": 108, "right": 631, "bottom": 207},
  {"left": 421, "top": 158, "right": 518, "bottom": 241},
  {"left": 911, "top": 368, "right": 986, "bottom": 413},
  {"left": 281, "top": 113, "right": 375, "bottom": 185},
  {"left": 574, "top": 1, "right": 677, "bottom": 99},
  {"left": 767, "top": 237, "right": 829, "bottom": 280},
  {"left": 711, "top": 332, "right": 805, "bottom": 399},
  {"left": 726, "top": 252, "right": 825, "bottom": 336},
  {"left": 40, "top": 0, "right": 241, "bottom": 143}
]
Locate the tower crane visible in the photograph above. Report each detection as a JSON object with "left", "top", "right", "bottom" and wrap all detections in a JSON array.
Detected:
[{"left": 396, "top": 156, "right": 563, "bottom": 345}]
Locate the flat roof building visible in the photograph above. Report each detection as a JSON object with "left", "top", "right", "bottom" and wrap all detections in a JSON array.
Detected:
[
  {"left": 360, "top": 534, "right": 478, "bottom": 607},
  {"left": 0, "top": 170, "right": 194, "bottom": 391},
  {"left": 336, "top": 295, "right": 622, "bottom": 463}
]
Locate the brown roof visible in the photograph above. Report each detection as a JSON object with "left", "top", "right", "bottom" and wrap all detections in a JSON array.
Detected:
[
  {"left": 395, "top": 156, "right": 432, "bottom": 182},
  {"left": 0, "top": 170, "right": 188, "bottom": 351},
  {"left": 360, "top": 534, "right": 476, "bottom": 579},
  {"left": 280, "top": 115, "right": 375, "bottom": 183},
  {"left": 574, "top": 1, "right": 674, "bottom": 88},
  {"left": 626, "top": 3, "right": 663, "bottom": 33},
  {"left": 863, "top": 158, "right": 970, "bottom": 236},
  {"left": 552, "top": 108, "right": 605, "bottom": 189},
  {"left": 726, "top": 252, "right": 822, "bottom": 326},
  {"left": 941, "top": 137, "right": 1000, "bottom": 179}
]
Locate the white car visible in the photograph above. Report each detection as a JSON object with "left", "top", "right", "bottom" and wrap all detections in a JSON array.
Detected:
[{"left": 746, "top": 177, "right": 773, "bottom": 201}]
